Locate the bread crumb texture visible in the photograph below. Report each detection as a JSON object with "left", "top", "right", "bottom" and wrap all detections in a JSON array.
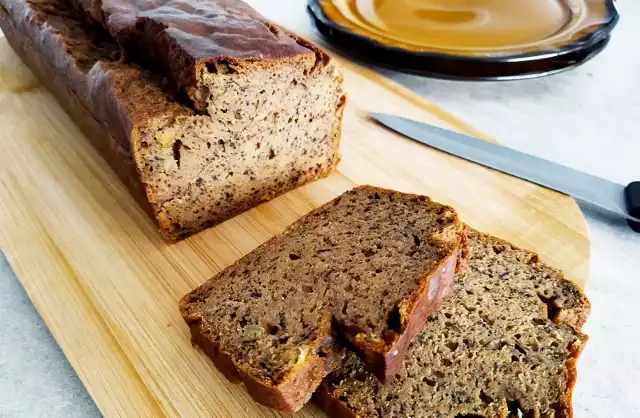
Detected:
[
  {"left": 319, "top": 228, "right": 590, "bottom": 418},
  {"left": 180, "top": 186, "right": 467, "bottom": 410}
]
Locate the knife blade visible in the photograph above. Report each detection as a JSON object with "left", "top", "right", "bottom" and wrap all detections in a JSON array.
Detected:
[{"left": 370, "top": 112, "right": 640, "bottom": 230}]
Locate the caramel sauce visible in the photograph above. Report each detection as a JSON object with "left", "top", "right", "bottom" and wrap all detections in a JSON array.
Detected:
[{"left": 321, "top": 0, "right": 610, "bottom": 56}]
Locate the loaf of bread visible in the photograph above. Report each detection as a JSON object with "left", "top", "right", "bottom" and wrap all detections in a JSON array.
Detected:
[
  {"left": 0, "top": 0, "right": 345, "bottom": 241},
  {"left": 316, "top": 228, "right": 590, "bottom": 418},
  {"left": 180, "top": 186, "right": 469, "bottom": 412}
]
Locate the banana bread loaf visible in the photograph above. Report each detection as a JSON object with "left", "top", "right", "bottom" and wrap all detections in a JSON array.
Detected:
[
  {"left": 0, "top": 0, "right": 345, "bottom": 241},
  {"left": 180, "top": 186, "right": 469, "bottom": 412},
  {"left": 316, "top": 228, "right": 590, "bottom": 418}
]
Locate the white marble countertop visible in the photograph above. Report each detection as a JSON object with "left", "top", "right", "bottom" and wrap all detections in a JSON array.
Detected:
[{"left": 1, "top": 1, "right": 639, "bottom": 417}]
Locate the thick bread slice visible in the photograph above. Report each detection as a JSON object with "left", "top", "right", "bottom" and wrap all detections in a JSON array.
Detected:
[
  {"left": 180, "top": 186, "right": 469, "bottom": 412},
  {"left": 316, "top": 228, "right": 590, "bottom": 418},
  {"left": 0, "top": 0, "right": 345, "bottom": 241}
]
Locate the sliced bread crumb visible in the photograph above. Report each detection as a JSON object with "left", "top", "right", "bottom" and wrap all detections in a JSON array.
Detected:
[{"left": 317, "top": 228, "right": 590, "bottom": 418}]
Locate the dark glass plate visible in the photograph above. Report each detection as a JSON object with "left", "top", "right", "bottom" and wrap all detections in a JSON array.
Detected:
[{"left": 308, "top": 0, "right": 619, "bottom": 80}]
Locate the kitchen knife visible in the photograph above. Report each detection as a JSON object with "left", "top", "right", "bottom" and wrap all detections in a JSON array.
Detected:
[{"left": 371, "top": 112, "right": 640, "bottom": 232}]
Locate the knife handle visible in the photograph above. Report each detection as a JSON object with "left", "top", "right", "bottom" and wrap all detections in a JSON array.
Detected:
[{"left": 625, "top": 182, "right": 640, "bottom": 232}]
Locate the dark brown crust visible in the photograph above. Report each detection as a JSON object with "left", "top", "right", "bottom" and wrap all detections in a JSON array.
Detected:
[
  {"left": 179, "top": 186, "right": 468, "bottom": 411},
  {"left": 71, "top": 0, "right": 323, "bottom": 109},
  {"left": 559, "top": 334, "right": 589, "bottom": 418}
]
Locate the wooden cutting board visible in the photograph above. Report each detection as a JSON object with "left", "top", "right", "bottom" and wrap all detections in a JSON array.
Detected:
[{"left": 0, "top": 38, "right": 589, "bottom": 417}]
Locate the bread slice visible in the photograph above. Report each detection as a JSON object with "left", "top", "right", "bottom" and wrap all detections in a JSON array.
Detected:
[
  {"left": 1, "top": 0, "right": 345, "bottom": 241},
  {"left": 180, "top": 186, "right": 469, "bottom": 411},
  {"left": 316, "top": 228, "right": 590, "bottom": 418}
]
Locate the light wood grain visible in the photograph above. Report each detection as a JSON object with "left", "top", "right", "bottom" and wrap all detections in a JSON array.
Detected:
[{"left": 0, "top": 39, "right": 589, "bottom": 417}]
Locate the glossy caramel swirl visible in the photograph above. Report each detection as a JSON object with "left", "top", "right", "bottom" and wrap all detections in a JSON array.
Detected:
[{"left": 320, "top": 0, "right": 611, "bottom": 56}]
